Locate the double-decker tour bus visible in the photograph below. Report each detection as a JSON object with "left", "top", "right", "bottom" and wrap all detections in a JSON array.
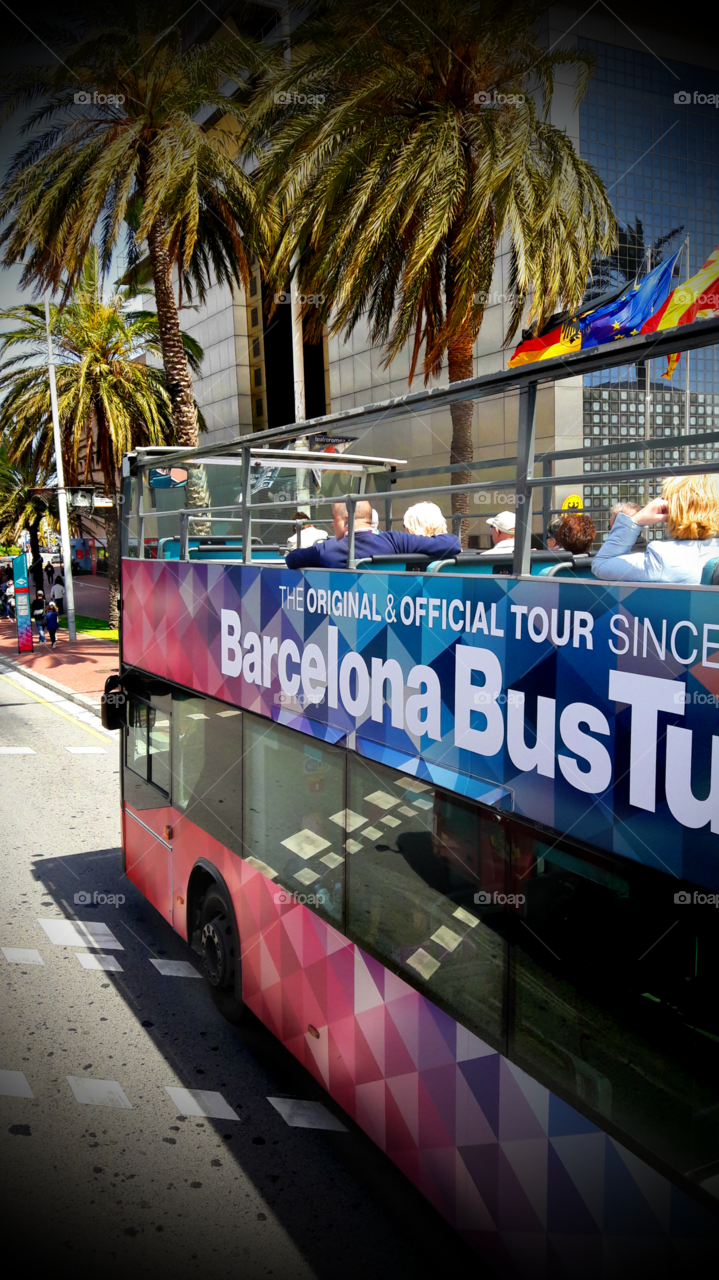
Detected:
[{"left": 109, "top": 318, "right": 719, "bottom": 1276}]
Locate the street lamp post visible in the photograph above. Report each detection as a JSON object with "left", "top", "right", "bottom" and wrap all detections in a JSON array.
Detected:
[{"left": 44, "top": 292, "right": 77, "bottom": 642}]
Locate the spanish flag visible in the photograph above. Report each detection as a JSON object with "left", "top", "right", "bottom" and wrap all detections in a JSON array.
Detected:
[{"left": 641, "top": 247, "right": 719, "bottom": 377}]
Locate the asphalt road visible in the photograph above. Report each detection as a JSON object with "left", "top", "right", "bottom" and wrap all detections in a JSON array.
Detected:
[{"left": 0, "top": 666, "right": 482, "bottom": 1280}]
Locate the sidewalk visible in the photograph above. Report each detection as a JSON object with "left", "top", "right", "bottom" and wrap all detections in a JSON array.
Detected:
[{"left": 0, "top": 616, "right": 118, "bottom": 712}]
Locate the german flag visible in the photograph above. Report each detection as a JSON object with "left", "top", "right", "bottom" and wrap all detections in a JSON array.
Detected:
[{"left": 508, "top": 318, "right": 581, "bottom": 367}]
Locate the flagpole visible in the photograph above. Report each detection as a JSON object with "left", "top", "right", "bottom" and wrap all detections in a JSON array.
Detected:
[
  {"left": 644, "top": 249, "right": 652, "bottom": 510},
  {"left": 684, "top": 234, "right": 691, "bottom": 467}
]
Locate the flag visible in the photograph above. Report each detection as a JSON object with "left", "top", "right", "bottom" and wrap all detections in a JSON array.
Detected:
[
  {"left": 507, "top": 319, "right": 581, "bottom": 367},
  {"left": 641, "top": 246, "right": 719, "bottom": 377},
  {"left": 579, "top": 253, "right": 679, "bottom": 348},
  {"left": 507, "top": 256, "right": 678, "bottom": 368}
]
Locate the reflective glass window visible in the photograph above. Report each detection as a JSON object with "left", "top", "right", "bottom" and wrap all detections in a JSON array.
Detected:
[
  {"left": 346, "top": 755, "right": 509, "bottom": 1050},
  {"left": 242, "top": 715, "right": 345, "bottom": 925},
  {"left": 172, "top": 693, "right": 243, "bottom": 855}
]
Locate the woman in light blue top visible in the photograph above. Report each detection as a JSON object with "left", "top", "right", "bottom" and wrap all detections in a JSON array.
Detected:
[{"left": 592, "top": 474, "right": 719, "bottom": 584}]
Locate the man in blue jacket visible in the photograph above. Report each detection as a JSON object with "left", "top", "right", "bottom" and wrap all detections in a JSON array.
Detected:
[{"left": 285, "top": 501, "right": 460, "bottom": 569}]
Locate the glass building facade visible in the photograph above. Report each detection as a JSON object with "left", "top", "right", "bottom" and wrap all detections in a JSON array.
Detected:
[{"left": 580, "top": 41, "right": 719, "bottom": 533}]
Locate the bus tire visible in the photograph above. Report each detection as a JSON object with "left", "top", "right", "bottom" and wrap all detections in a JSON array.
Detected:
[{"left": 199, "top": 885, "right": 244, "bottom": 1025}]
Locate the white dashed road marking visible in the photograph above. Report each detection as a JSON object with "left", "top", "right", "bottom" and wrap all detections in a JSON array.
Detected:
[
  {"left": 149, "top": 959, "right": 202, "bottom": 978},
  {"left": 0, "top": 746, "right": 35, "bottom": 754},
  {"left": 74, "top": 952, "right": 123, "bottom": 972},
  {"left": 65, "top": 745, "right": 106, "bottom": 754},
  {"left": 164, "top": 1087, "right": 241, "bottom": 1120},
  {"left": 0, "top": 1070, "right": 34, "bottom": 1099},
  {"left": 66, "top": 1076, "right": 132, "bottom": 1108},
  {"left": 267, "top": 1098, "right": 347, "bottom": 1131},
  {"left": 37, "top": 919, "right": 124, "bottom": 950},
  {"left": 2, "top": 947, "right": 44, "bottom": 965}
]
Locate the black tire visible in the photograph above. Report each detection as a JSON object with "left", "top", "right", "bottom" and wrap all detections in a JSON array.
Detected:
[{"left": 199, "top": 886, "right": 244, "bottom": 1024}]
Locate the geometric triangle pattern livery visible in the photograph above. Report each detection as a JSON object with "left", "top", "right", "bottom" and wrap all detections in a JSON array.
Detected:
[
  {"left": 123, "top": 559, "right": 719, "bottom": 891},
  {"left": 229, "top": 857, "right": 718, "bottom": 1275}
]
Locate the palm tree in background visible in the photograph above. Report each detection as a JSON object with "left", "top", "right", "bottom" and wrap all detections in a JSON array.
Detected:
[
  {"left": 253, "top": 0, "right": 616, "bottom": 539},
  {"left": 587, "top": 217, "right": 684, "bottom": 299},
  {"left": 0, "top": 439, "right": 56, "bottom": 594},
  {"left": 0, "top": 247, "right": 203, "bottom": 625},
  {"left": 0, "top": 0, "right": 270, "bottom": 501}
]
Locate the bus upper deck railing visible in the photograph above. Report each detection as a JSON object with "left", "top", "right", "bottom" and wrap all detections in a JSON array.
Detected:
[{"left": 123, "top": 314, "right": 719, "bottom": 578}]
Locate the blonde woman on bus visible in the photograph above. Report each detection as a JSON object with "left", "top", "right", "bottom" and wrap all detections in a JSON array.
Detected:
[
  {"left": 592, "top": 474, "right": 719, "bottom": 584},
  {"left": 403, "top": 502, "right": 448, "bottom": 537}
]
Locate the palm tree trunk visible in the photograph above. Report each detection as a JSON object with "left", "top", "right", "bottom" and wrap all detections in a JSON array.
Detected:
[
  {"left": 447, "top": 325, "right": 475, "bottom": 548},
  {"left": 147, "top": 215, "right": 210, "bottom": 528},
  {"left": 28, "top": 516, "right": 44, "bottom": 593}
]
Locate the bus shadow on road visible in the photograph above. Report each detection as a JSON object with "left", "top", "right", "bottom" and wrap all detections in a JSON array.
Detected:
[{"left": 26, "top": 845, "right": 481, "bottom": 1280}]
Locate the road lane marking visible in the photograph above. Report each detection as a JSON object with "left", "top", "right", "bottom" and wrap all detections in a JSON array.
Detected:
[
  {"left": 0, "top": 1070, "right": 34, "bottom": 1099},
  {"left": 1, "top": 948, "right": 44, "bottom": 966},
  {"left": 267, "top": 1097, "right": 347, "bottom": 1131},
  {"left": 0, "top": 746, "right": 35, "bottom": 754},
  {"left": 164, "top": 1087, "right": 240, "bottom": 1120},
  {"left": 0, "top": 673, "right": 113, "bottom": 743},
  {"left": 66, "top": 1076, "right": 132, "bottom": 1108},
  {"left": 65, "top": 746, "right": 106, "bottom": 754},
  {"left": 75, "top": 952, "right": 123, "bottom": 972},
  {"left": 37, "top": 918, "right": 124, "bottom": 950},
  {"left": 150, "top": 959, "right": 202, "bottom": 978}
]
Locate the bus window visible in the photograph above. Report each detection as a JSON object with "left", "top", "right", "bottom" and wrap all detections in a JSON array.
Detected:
[
  {"left": 242, "top": 715, "right": 344, "bottom": 926},
  {"left": 124, "top": 692, "right": 171, "bottom": 810},
  {"left": 509, "top": 822, "right": 719, "bottom": 1193},
  {"left": 172, "top": 693, "right": 243, "bottom": 856},
  {"left": 346, "top": 756, "right": 508, "bottom": 1051}
]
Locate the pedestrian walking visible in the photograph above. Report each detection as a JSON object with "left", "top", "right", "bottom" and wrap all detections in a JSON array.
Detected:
[
  {"left": 45, "top": 561, "right": 54, "bottom": 586},
  {"left": 51, "top": 576, "right": 65, "bottom": 614},
  {"left": 31, "top": 590, "right": 47, "bottom": 642},
  {"left": 5, "top": 579, "right": 15, "bottom": 620},
  {"left": 45, "top": 601, "right": 59, "bottom": 648}
]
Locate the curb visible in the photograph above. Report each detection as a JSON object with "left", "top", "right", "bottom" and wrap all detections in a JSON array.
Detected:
[{"left": 0, "top": 655, "right": 112, "bottom": 719}]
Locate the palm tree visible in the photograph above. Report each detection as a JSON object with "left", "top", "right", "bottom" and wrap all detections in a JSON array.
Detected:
[
  {"left": 0, "top": 247, "right": 204, "bottom": 625},
  {"left": 0, "top": 439, "right": 55, "bottom": 594},
  {"left": 252, "top": 0, "right": 616, "bottom": 539},
  {"left": 0, "top": 1, "right": 270, "bottom": 479},
  {"left": 587, "top": 217, "right": 684, "bottom": 299}
]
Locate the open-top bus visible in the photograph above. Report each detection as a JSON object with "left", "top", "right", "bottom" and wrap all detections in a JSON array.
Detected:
[{"left": 110, "top": 320, "right": 719, "bottom": 1277}]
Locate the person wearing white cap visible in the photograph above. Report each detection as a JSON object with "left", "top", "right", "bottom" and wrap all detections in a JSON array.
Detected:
[{"left": 481, "top": 510, "right": 515, "bottom": 555}]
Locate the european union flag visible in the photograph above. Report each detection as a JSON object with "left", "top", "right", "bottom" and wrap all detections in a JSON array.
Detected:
[{"left": 579, "top": 252, "right": 680, "bottom": 349}]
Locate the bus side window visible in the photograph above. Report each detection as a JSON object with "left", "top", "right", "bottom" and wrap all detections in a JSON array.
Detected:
[
  {"left": 346, "top": 755, "right": 509, "bottom": 1053},
  {"left": 124, "top": 695, "right": 171, "bottom": 810},
  {"left": 172, "top": 693, "right": 243, "bottom": 857}
]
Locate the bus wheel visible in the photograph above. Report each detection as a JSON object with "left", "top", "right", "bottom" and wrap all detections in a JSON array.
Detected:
[{"left": 200, "top": 886, "right": 244, "bottom": 1024}]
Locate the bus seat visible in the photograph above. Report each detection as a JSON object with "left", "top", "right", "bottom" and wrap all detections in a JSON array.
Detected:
[
  {"left": 358, "top": 553, "right": 434, "bottom": 571},
  {"left": 701, "top": 556, "right": 719, "bottom": 586},
  {"left": 429, "top": 550, "right": 572, "bottom": 576},
  {"left": 538, "top": 554, "right": 595, "bottom": 578}
]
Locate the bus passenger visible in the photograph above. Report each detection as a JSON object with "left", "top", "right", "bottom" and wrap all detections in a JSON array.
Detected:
[
  {"left": 479, "top": 511, "right": 515, "bottom": 555},
  {"left": 592, "top": 474, "right": 719, "bottom": 584},
  {"left": 285, "top": 500, "right": 460, "bottom": 568},
  {"left": 553, "top": 513, "right": 596, "bottom": 555},
  {"left": 285, "top": 511, "right": 329, "bottom": 553},
  {"left": 608, "top": 501, "right": 646, "bottom": 551},
  {"left": 403, "top": 502, "right": 447, "bottom": 536}
]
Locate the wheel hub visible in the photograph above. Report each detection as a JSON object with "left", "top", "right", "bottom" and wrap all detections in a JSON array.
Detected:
[{"left": 201, "top": 917, "right": 227, "bottom": 987}]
